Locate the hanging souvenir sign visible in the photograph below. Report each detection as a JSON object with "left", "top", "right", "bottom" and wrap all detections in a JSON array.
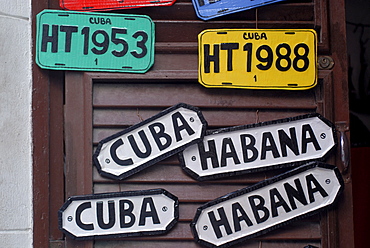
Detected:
[
  {"left": 198, "top": 29, "right": 317, "bottom": 90},
  {"left": 180, "top": 114, "right": 335, "bottom": 181},
  {"left": 191, "top": 162, "right": 343, "bottom": 248},
  {"left": 60, "top": 0, "right": 176, "bottom": 12},
  {"left": 192, "top": 0, "right": 285, "bottom": 21},
  {"left": 36, "top": 10, "right": 154, "bottom": 73},
  {"left": 59, "top": 189, "right": 179, "bottom": 239},
  {"left": 94, "top": 103, "right": 207, "bottom": 180}
]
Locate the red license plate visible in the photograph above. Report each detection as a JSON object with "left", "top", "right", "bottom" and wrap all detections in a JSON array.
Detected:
[{"left": 60, "top": 0, "right": 176, "bottom": 11}]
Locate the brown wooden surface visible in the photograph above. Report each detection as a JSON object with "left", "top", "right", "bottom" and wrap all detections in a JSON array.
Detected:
[
  {"left": 32, "top": 52, "right": 51, "bottom": 248},
  {"left": 64, "top": 72, "right": 94, "bottom": 197},
  {"left": 30, "top": 0, "right": 354, "bottom": 247},
  {"left": 32, "top": 0, "right": 52, "bottom": 246},
  {"left": 118, "top": 1, "right": 314, "bottom": 22},
  {"left": 88, "top": 78, "right": 323, "bottom": 247},
  {"left": 92, "top": 83, "right": 317, "bottom": 109},
  {"left": 92, "top": 162, "right": 296, "bottom": 185},
  {"left": 94, "top": 240, "right": 321, "bottom": 248},
  {"left": 327, "top": 1, "right": 353, "bottom": 247},
  {"left": 64, "top": 72, "right": 95, "bottom": 248},
  {"left": 93, "top": 109, "right": 315, "bottom": 128},
  {"left": 48, "top": 71, "right": 65, "bottom": 240},
  {"left": 88, "top": 221, "right": 321, "bottom": 241}
]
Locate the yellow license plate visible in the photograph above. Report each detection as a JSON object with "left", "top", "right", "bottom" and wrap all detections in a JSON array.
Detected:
[{"left": 198, "top": 29, "right": 317, "bottom": 90}]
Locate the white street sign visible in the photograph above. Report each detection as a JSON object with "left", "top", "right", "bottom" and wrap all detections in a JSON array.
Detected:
[
  {"left": 94, "top": 103, "right": 207, "bottom": 180},
  {"left": 59, "top": 189, "right": 179, "bottom": 239},
  {"left": 191, "top": 162, "right": 343, "bottom": 248},
  {"left": 180, "top": 114, "right": 335, "bottom": 180}
]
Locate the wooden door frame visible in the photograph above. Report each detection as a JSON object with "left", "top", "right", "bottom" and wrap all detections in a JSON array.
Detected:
[
  {"left": 32, "top": 0, "right": 65, "bottom": 247},
  {"left": 31, "top": 0, "right": 354, "bottom": 247}
]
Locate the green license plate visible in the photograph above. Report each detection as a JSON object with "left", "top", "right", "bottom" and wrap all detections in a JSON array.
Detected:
[{"left": 36, "top": 10, "right": 154, "bottom": 73}]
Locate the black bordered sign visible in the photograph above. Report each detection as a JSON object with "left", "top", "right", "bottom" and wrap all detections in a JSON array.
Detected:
[
  {"left": 191, "top": 162, "right": 343, "bottom": 248},
  {"left": 94, "top": 103, "right": 207, "bottom": 180},
  {"left": 59, "top": 189, "right": 179, "bottom": 239},
  {"left": 179, "top": 113, "right": 336, "bottom": 181}
]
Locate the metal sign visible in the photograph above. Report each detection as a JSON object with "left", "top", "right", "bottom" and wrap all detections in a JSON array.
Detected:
[
  {"left": 180, "top": 114, "right": 335, "bottom": 181},
  {"left": 59, "top": 189, "right": 179, "bottom": 239},
  {"left": 36, "top": 10, "right": 154, "bottom": 73},
  {"left": 60, "top": 0, "right": 176, "bottom": 12},
  {"left": 198, "top": 29, "right": 317, "bottom": 90},
  {"left": 192, "top": 0, "right": 286, "bottom": 21},
  {"left": 191, "top": 162, "right": 343, "bottom": 248},
  {"left": 94, "top": 103, "right": 207, "bottom": 180}
]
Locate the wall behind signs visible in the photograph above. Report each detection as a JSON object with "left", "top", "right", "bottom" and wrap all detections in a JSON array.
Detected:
[
  {"left": 346, "top": 0, "right": 370, "bottom": 147},
  {"left": 346, "top": 1, "right": 370, "bottom": 248},
  {"left": 0, "top": 1, "right": 33, "bottom": 248}
]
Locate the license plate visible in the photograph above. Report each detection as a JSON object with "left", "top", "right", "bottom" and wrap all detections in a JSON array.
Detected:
[
  {"left": 198, "top": 29, "right": 317, "bottom": 90},
  {"left": 60, "top": 0, "right": 176, "bottom": 11},
  {"left": 192, "top": 0, "right": 285, "bottom": 20},
  {"left": 36, "top": 10, "right": 154, "bottom": 73}
]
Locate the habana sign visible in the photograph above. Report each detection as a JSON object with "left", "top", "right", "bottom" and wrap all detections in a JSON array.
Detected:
[
  {"left": 191, "top": 162, "right": 343, "bottom": 248},
  {"left": 180, "top": 114, "right": 335, "bottom": 181},
  {"left": 94, "top": 103, "right": 207, "bottom": 180},
  {"left": 59, "top": 189, "right": 179, "bottom": 239}
]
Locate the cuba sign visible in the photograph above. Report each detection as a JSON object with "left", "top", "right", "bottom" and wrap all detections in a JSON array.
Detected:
[
  {"left": 180, "top": 114, "right": 335, "bottom": 181},
  {"left": 191, "top": 162, "right": 343, "bottom": 248},
  {"left": 59, "top": 189, "right": 179, "bottom": 239},
  {"left": 94, "top": 103, "right": 207, "bottom": 180}
]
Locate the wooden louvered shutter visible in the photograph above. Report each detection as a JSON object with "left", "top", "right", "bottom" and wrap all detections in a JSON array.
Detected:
[{"left": 60, "top": 0, "right": 354, "bottom": 247}]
